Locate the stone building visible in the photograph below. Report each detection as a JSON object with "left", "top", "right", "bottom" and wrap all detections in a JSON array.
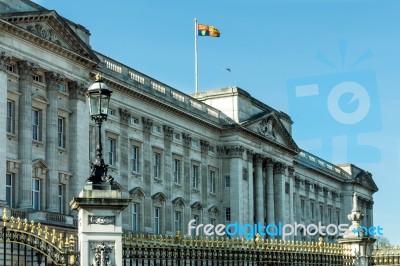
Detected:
[{"left": 0, "top": 0, "right": 378, "bottom": 240}]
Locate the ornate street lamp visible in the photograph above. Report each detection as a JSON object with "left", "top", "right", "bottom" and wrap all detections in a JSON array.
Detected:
[{"left": 86, "top": 74, "right": 113, "bottom": 185}]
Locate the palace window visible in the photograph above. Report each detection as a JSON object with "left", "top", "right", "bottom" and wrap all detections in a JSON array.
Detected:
[
  {"left": 33, "top": 74, "right": 43, "bottom": 82},
  {"left": 130, "top": 116, "right": 139, "bottom": 125},
  {"left": 131, "top": 145, "right": 139, "bottom": 172},
  {"left": 301, "top": 199, "right": 305, "bottom": 218},
  {"left": 209, "top": 170, "right": 216, "bottom": 193},
  {"left": 320, "top": 205, "right": 324, "bottom": 223},
  {"left": 6, "top": 173, "right": 13, "bottom": 208},
  {"left": 153, "top": 152, "right": 161, "bottom": 178},
  {"left": 173, "top": 133, "right": 181, "bottom": 140},
  {"left": 225, "top": 176, "right": 230, "bottom": 188},
  {"left": 310, "top": 202, "right": 315, "bottom": 220},
  {"left": 192, "top": 164, "right": 199, "bottom": 189},
  {"left": 107, "top": 138, "right": 116, "bottom": 165},
  {"left": 210, "top": 218, "right": 216, "bottom": 226},
  {"left": 132, "top": 203, "right": 139, "bottom": 232},
  {"left": 32, "top": 179, "right": 40, "bottom": 210},
  {"left": 225, "top": 208, "right": 231, "bottom": 223},
  {"left": 58, "top": 117, "right": 66, "bottom": 148},
  {"left": 174, "top": 211, "right": 181, "bottom": 233},
  {"left": 154, "top": 207, "right": 161, "bottom": 234},
  {"left": 173, "top": 159, "right": 181, "bottom": 184},
  {"left": 152, "top": 125, "right": 161, "bottom": 133},
  {"left": 58, "top": 184, "right": 64, "bottom": 214},
  {"left": 6, "top": 101, "right": 14, "bottom": 133},
  {"left": 32, "top": 109, "right": 41, "bottom": 141}
]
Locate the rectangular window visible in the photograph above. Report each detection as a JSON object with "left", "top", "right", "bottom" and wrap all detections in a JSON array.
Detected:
[
  {"left": 336, "top": 210, "right": 340, "bottom": 225},
  {"left": 152, "top": 125, "right": 160, "bottom": 133},
  {"left": 173, "top": 133, "right": 181, "bottom": 140},
  {"left": 320, "top": 206, "right": 324, "bottom": 223},
  {"left": 107, "top": 138, "right": 116, "bottom": 165},
  {"left": 210, "top": 218, "right": 216, "bottom": 226},
  {"left": 130, "top": 116, "right": 139, "bottom": 125},
  {"left": 6, "top": 64, "right": 14, "bottom": 72},
  {"left": 225, "top": 176, "right": 230, "bottom": 188},
  {"left": 191, "top": 139, "right": 199, "bottom": 148},
  {"left": 33, "top": 74, "right": 42, "bottom": 82},
  {"left": 131, "top": 145, "right": 139, "bottom": 172},
  {"left": 58, "top": 117, "right": 66, "bottom": 148},
  {"left": 6, "top": 173, "right": 13, "bottom": 208},
  {"left": 58, "top": 83, "right": 67, "bottom": 92},
  {"left": 32, "top": 179, "right": 40, "bottom": 210},
  {"left": 301, "top": 199, "right": 305, "bottom": 218},
  {"left": 173, "top": 159, "right": 181, "bottom": 183},
  {"left": 174, "top": 211, "right": 181, "bottom": 233},
  {"left": 311, "top": 202, "right": 315, "bottom": 220},
  {"left": 225, "top": 208, "right": 231, "bottom": 223},
  {"left": 108, "top": 109, "right": 115, "bottom": 116},
  {"left": 192, "top": 215, "right": 199, "bottom": 236},
  {"left": 6, "top": 101, "right": 14, "bottom": 133},
  {"left": 329, "top": 209, "right": 332, "bottom": 224},
  {"left": 209, "top": 170, "right": 216, "bottom": 193},
  {"left": 132, "top": 203, "right": 139, "bottom": 232},
  {"left": 32, "top": 109, "right": 40, "bottom": 140},
  {"left": 58, "top": 184, "right": 64, "bottom": 214},
  {"left": 153, "top": 152, "right": 160, "bottom": 178},
  {"left": 192, "top": 164, "right": 199, "bottom": 189},
  {"left": 154, "top": 207, "right": 160, "bottom": 234}
]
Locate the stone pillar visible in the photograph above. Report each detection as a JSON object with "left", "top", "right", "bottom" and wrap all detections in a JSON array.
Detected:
[
  {"left": 118, "top": 108, "right": 131, "bottom": 227},
  {"left": 254, "top": 154, "right": 264, "bottom": 224},
  {"left": 228, "top": 146, "right": 244, "bottom": 224},
  {"left": 0, "top": 52, "right": 10, "bottom": 207},
  {"left": 288, "top": 167, "right": 295, "bottom": 240},
  {"left": 265, "top": 159, "right": 275, "bottom": 226},
  {"left": 199, "top": 139, "right": 210, "bottom": 224},
  {"left": 338, "top": 193, "right": 376, "bottom": 266},
  {"left": 182, "top": 133, "right": 192, "bottom": 231},
  {"left": 45, "top": 72, "right": 63, "bottom": 212},
  {"left": 367, "top": 201, "right": 373, "bottom": 228},
  {"left": 246, "top": 150, "right": 255, "bottom": 225},
  {"left": 163, "top": 125, "right": 174, "bottom": 234},
  {"left": 141, "top": 117, "right": 153, "bottom": 232},
  {"left": 274, "top": 162, "right": 286, "bottom": 226},
  {"left": 70, "top": 184, "right": 132, "bottom": 266},
  {"left": 68, "top": 81, "right": 89, "bottom": 213},
  {"left": 17, "top": 61, "right": 36, "bottom": 209}
]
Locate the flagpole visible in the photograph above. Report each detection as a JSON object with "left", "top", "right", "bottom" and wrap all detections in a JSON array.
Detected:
[{"left": 194, "top": 18, "right": 198, "bottom": 93}]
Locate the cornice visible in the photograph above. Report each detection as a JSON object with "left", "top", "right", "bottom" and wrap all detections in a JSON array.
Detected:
[{"left": 0, "top": 19, "right": 98, "bottom": 69}]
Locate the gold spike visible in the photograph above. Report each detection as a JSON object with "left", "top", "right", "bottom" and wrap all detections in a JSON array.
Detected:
[
  {"left": 37, "top": 223, "right": 42, "bottom": 237},
  {"left": 10, "top": 216, "right": 15, "bottom": 229},
  {"left": 2, "top": 208, "right": 7, "bottom": 226},
  {"left": 65, "top": 236, "right": 70, "bottom": 250},
  {"left": 23, "top": 218, "right": 28, "bottom": 231},
  {"left": 30, "top": 220, "right": 35, "bottom": 233},
  {"left": 44, "top": 226, "right": 49, "bottom": 240},
  {"left": 51, "top": 229, "right": 56, "bottom": 244},
  {"left": 58, "top": 233, "right": 64, "bottom": 249},
  {"left": 17, "top": 217, "right": 21, "bottom": 230}
]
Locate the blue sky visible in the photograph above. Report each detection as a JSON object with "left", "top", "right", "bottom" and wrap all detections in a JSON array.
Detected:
[{"left": 34, "top": 0, "right": 400, "bottom": 243}]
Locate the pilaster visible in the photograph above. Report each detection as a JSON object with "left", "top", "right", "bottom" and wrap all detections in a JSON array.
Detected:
[
  {"left": 227, "top": 146, "right": 244, "bottom": 224},
  {"left": 246, "top": 149, "right": 255, "bottom": 225},
  {"left": 17, "top": 61, "right": 36, "bottom": 209},
  {"left": 254, "top": 154, "right": 264, "bottom": 224},
  {"left": 273, "top": 162, "right": 287, "bottom": 228},
  {"left": 265, "top": 158, "right": 275, "bottom": 227},
  {"left": 162, "top": 125, "right": 174, "bottom": 234},
  {"left": 141, "top": 116, "right": 153, "bottom": 232}
]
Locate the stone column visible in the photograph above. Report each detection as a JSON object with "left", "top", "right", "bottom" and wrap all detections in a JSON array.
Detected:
[
  {"left": 265, "top": 159, "right": 275, "bottom": 226},
  {"left": 274, "top": 162, "right": 286, "bottom": 226},
  {"left": 246, "top": 150, "right": 255, "bottom": 225},
  {"left": 367, "top": 201, "right": 373, "bottom": 228},
  {"left": 45, "top": 72, "right": 63, "bottom": 212},
  {"left": 228, "top": 146, "right": 244, "bottom": 224},
  {"left": 68, "top": 81, "right": 89, "bottom": 212},
  {"left": 254, "top": 154, "right": 264, "bottom": 224},
  {"left": 141, "top": 117, "right": 153, "bottom": 232},
  {"left": 118, "top": 108, "right": 131, "bottom": 227},
  {"left": 288, "top": 167, "right": 295, "bottom": 240},
  {"left": 17, "top": 61, "right": 36, "bottom": 209},
  {"left": 163, "top": 125, "right": 174, "bottom": 234},
  {"left": 0, "top": 52, "right": 10, "bottom": 207}
]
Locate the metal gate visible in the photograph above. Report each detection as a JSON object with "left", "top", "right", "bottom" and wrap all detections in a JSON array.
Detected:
[{"left": 1, "top": 209, "right": 79, "bottom": 265}]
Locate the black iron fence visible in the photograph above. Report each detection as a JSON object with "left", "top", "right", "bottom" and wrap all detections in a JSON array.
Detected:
[{"left": 122, "top": 232, "right": 354, "bottom": 266}]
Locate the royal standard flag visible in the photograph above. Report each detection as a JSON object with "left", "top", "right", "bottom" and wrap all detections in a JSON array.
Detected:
[{"left": 198, "top": 24, "right": 220, "bottom": 37}]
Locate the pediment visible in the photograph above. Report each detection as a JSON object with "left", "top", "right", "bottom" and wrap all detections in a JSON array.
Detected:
[
  {"left": 241, "top": 111, "right": 299, "bottom": 152},
  {"left": 32, "top": 158, "right": 49, "bottom": 170},
  {"left": 151, "top": 192, "right": 166, "bottom": 202},
  {"left": 190, "top": 201, "right": 204, "bottom": 210},
  {"left": 208, "top": 205, "right": 220, "bottom": 216},
  {"left": 172, "top": 197, "right": 186, "bottom": 207},
  {"left": 354, "top": 171, "right": 379, "bottom": 192},
  {"left": 0, "top": 10, "right": 98, "bottom": 64},
  {"left": 129, "top": 187, "right": 146, "bottom": 198}
]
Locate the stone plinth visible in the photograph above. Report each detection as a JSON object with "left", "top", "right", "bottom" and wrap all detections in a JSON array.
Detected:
[{"left": 69, "top": 183, "right": 132, "bottom": 266}]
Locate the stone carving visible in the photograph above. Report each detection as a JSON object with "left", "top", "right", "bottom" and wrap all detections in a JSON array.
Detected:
[
  {"left": 88, "top": 216, "right": 115, "bottom": 225},
  {"left": 129, "top": 187, "right": 145, "bottom": 199},
  {"left": 243, "top": 167, "right": 248, "bottom": 180},
  {"left": 172, "top": 197, "right": 186, "bottom": 207},
  {"left": 258, "top": 117, "right": 275, "bottom": 139},
  {"left": 141, "top": 117, "right": 153, "bottom": 132},
  {"left": 45, "top": 72, "right": 63, "bottom": 89},
  {"left": 163, "top": 125, "right": 174, "bottom": 140},
  {"left": 118, "top": 108, "right": 131, "bottom": 125},
  {"left": 182, "top": 133, "right": 191, "bottom": 146},
  {"left": 151, "top": 192, "right": 166, "bottom": 203},
  {"left": 344, "top": 193, "right": 365, "bottom": 238},
  {"left": 26, "top": 24, "right": 63, "bottom": 47},
  {"left": 285, "top": 182, "right": 290, "bottom": 194},
  {"left": 246, "top": 149, "right": 255, "bottom": 161},
  {"left": 200, "top": 139, "right": 209, "bottom": 152},
  {"left": 0, "top": 51, "right": 11, "bottom": 71},
  {"left": 274, "top": 162, "right": 286, "bottom": 174},
  {"left": 18, "top": 61, "right": 37, "bottom": 80},
  {"left": 68, "top": 81, "right": 87, "bottom": 101},
  {"left": 91, "top": 241, "right": 113, "bottom": 266}
]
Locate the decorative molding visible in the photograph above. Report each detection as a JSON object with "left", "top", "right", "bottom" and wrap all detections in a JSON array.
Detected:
[
  {"left": 119, "top": 108, "right": 131, "bottom": 125},
  {"left": 58, "top": 171, "right": 73, "bottom": 183},
  {"left": 141, "top": 117, "right": 153, "bottom": 132},
  {"left": 172, "top": 197, "right": 186, "bottom": 207},
  {"left": 200, "top": 139, "right": 209, "bottom": 153},
  {"left": 129, "top": 187, "right": 145, "bottom": 199},
  {"left": 0, "top": 51, "right": 11, "bottom": 71},
  {"left": 45, "top": 72, "right": 63, "bottom": 90},
  {"left": 246, "top": 149, "right": 255, "bottom": 162},
  {"left": 288, "top": 166, "right": 295, "bottom": 177},
  {"left": 6, "top": 159, "right": 20, "bottom": 173},
  {"left": 182, "top": 133, "right": 191, "bottom": 146},
  {"left": 254, "top": 154, "right": 264, "bottom": 166},
  {"left": 91, "top": 241, "right": 114, "bottom": 266},
  {"left": 190, "top": 201, "right": 204, "bottom": 210},
  {"left": 68, "top": 81, "right": 87, "bottom": 101},
  {"left": 242, "top": 167, "right": 248, "bottom": 180},
  {"left": 88, "top": 215, "right": 115, "bottom": 225},
  {"left": 258, "top": 117, "right": 275, "bottom": 139},
  {"left": 18, "top": 61, "right": 37, "bottom": 80},
  {"left": 163, "top": 125, "right": 174, "bottom": 140},
  {"left": 32, "top": 159, "right": 49, "bottom": 179},
  {"left": 151, "top": 192, "right": 166, "bottom": 203},
  {"left": 274, "top": 162, "right": 286, "bottom": 174},
  {"left": 208, "top": 205, "right": 220, "bottom": 216}
]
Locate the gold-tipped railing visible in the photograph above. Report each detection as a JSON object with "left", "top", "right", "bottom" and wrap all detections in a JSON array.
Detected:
[{"left": 372, "top": 246, "right": 400, "bottom": 265}]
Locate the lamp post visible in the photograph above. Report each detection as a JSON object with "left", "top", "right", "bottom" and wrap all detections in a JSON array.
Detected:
[{"left": 86, "top": 74, "right": 113, "bottom": 185}]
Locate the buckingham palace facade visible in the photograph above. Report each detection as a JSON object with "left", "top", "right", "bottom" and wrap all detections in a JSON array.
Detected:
[{"left": 0, "top": 0, "right": 378, "bottom": 240}]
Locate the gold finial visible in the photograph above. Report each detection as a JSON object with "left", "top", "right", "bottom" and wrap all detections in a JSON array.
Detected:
[
  {"left": 2, "top": 208, "right": 7, "bottom": 226},
  {"left": 30, "top": 220, "right": 35, "bottom": 233},
  {"left": 58, "top": 233, "right": 64, "bottom": 249},
  {"left": 17, "top": 217, "right": 21, "bottom": 230},
  {"left": 253, "top": 233, "right": 260, "bottom": 245},
  {"left": 23, "top": 218, "right": 28, "bottom": 231}
]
